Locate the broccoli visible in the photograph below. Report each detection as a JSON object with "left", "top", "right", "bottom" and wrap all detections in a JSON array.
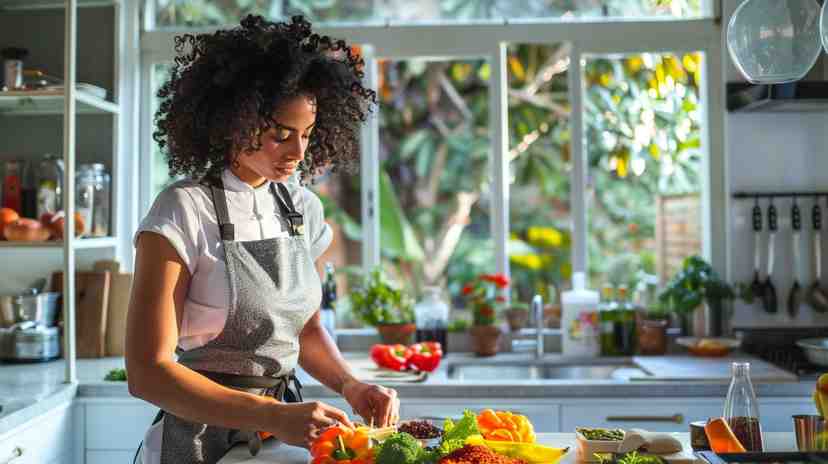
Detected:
[{"left": 376, "top": 433, "right": 422, "bottom": 464}]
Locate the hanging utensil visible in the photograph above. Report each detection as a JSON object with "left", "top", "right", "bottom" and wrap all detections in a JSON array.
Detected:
[
  {"left": 762, "top": 201, "right": 778, "bottom": 313},
  {"left": 809, "top": 199, "right": 828, "bottom": 313},
  {"left": 750, "top": 199, "right": 764, "bottom": 302},
  {"left": 788, "top": 199, "right": 803, "bottom": 317}
]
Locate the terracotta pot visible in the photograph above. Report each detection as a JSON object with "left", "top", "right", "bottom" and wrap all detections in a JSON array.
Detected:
[
  {"left": 505, "top": 309, "right": 529, "bottom": 332},
  {"left": 470, "top": 325, "right": 502, "bottom": 357},
  {"left": 377, "top": 323, "right": 416, "bottom": 345},
  {"left": 638, "top": 318, "right": 668, "bottom": 355}
]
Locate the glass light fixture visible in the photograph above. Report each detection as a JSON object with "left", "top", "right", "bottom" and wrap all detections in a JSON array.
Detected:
[{"left": 727, "top": 0, "right": 822, "bottom": 84}]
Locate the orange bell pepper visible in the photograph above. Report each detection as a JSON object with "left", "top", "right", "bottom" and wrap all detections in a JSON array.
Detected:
[
  {"left": 705, "top": 418, "right": 746, "bottom": 453},
  {"left": 477, "top": 409, "right": 536, "bottom": 443}
]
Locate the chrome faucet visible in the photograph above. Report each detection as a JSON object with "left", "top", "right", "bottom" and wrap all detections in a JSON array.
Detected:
[{"left": 532, "top": 294, "right": 544, "bottom": 358}]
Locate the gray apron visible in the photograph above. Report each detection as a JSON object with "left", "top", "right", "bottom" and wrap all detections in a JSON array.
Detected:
[{"left": 156, "top": 177, "right": 322, "bottom": 464}]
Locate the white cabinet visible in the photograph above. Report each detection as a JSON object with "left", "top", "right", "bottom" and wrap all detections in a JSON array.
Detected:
[
  {"left": 76, "top": 398, "right": 158, "bottom": 462},
  {"left": 0, "top": 401, "right": 73, "bottom": 464},
  {"left": 560, "top": 399, "right": 724, "bottom": 432}
]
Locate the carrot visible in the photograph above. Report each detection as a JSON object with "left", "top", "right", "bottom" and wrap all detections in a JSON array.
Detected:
[{"left": 704, "top": 418, "right": 746, "bottom": 453}]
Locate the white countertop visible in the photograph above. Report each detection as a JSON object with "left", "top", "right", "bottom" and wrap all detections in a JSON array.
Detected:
[{"left": 217, "top": 432, "right": 799, "bottom": 464}]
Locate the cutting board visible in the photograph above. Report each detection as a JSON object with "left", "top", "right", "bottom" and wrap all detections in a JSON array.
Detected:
[
  {"left": 347, "top": 357, "right": 428, "bottom": 383},
  {"left": 53, "top": 270, "right": 110, "bottom": 358},
  {"left": 94, "top": 260, "right": 133, "bottom": 357}
]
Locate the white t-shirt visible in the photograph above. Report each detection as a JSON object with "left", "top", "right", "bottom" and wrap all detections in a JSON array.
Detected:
[
  {"left": 134, "top": 168, "right": 333, "bottom": 350},
  {"left": 134, "top": 169, "right": 332, "bottom": 464}
]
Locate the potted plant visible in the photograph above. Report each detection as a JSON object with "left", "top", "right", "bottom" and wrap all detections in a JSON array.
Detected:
[
  {"left": 505, "top": 302, "right": 530, "bottom": 332},
  {"left": 463, "top": 273, "right": 510, "bottom": 356},
  {"left": 349, "top": 267, "right": 416, "bottom": 345},
  {"left": 658, "top": 255, "right": 734, "bottom": 337},
  {"left": 637, "top": 302, "right": 670, "bottom": 355}
]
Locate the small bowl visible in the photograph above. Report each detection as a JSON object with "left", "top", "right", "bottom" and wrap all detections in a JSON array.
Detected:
[
  {"left": 575, "top": 429, "right": 625, "bottom": 462},
  {"left": 793, "top": 415, "right": 828, "bottom": 451},
  {"left": 676, "top": 337, "right": 740, "bottom": 357}
]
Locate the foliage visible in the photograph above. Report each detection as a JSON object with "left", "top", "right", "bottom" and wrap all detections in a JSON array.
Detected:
[
  {"left": 462, "top": 273, "right": 510, "bottom": 325},
  {"left": 440, "top": 410, "right": 480, "bottom": 456},
  {"left": 659, "top": 255, "right": 734, "bottom": 316},
  {"left": 104, "top": 368, "right": 127, "bottom": 381},
  {"left": 347, "top": 267, "right": 415, "bottom": 326}
]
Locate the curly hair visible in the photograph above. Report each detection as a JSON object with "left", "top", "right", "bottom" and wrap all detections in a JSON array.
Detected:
[{"left": 153, "top": 15, "right": 375, "bottom": 182}]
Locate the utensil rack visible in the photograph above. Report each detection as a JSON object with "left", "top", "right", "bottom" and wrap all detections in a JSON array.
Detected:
[{"left": 733, "top": 191, "right": 828, "bottom": 200}]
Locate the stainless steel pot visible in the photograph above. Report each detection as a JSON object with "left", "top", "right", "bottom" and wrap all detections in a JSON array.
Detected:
[
  {"left": 15, "top": 292, "right": 60, "bottom": 326},
  {"left": 796, "top": 338, "right": 828, "bottom": 367},
  {"left": 0, "top": 322, "right": 60, "bottom": 362}
]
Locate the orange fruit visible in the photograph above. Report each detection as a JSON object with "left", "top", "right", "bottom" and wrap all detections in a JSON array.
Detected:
[{"left": 0, "top": 207, "right": 20, "bottom": 240}]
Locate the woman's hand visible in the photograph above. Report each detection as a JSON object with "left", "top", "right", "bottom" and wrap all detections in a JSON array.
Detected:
[
  {"left": 342, "top": 380, "right": 400, "bottom": 427},
  {"left": 270, "top": 401, "right": 353, "bottom": 448}
]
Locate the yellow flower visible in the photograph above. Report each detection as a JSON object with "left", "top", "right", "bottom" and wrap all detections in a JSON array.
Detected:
[
  {"left": 561, "top": 262, "right": 573, "bottom": 280},
  {"left": 527, "top": 226, "right": 564, "bottom": 248},
  {"left": 510, "top": 254, "right": 543, "bottom": 270}
]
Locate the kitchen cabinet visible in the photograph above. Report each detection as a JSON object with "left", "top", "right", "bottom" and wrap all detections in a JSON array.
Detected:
[
  {"left": 0, "top": 401, "right": 73, "bottom": 464},
  {"left": 560, "top": 399, "right": 723, "bottom": 432},
  {"left": 77, "top": 398, "right": 157, "bottom": 458}
]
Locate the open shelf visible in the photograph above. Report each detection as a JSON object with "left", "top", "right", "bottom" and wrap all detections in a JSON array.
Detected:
[
  {"left": 0, "top": 90, "right": 119, "bottom": 116},
  {"left": 0, "top": 0, "right": 117, "bottom": 10},
  {"left": 0, "top": 237, "right": 117, "bottom": 249}
]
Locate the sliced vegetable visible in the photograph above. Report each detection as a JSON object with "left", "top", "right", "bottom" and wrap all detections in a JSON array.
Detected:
[
  {"left": 704, "top": 418, "right": 746, "bottom": 453},
  {"left": 477, "top": 409, "right": 536, "bottom": 443},
  {"left": 408, "top": 342, "right": 443, "bottom": 372},
  {"left": 370, "top": 344, "right": 412, "bottom": 371}
]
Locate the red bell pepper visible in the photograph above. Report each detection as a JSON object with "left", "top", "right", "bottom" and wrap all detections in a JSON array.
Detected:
[
  {"left": 407, "top": 341, "right": 443, "bottom": 372},
  {"left": 369, "top": 344, "right": 412, "bottom": 371}
]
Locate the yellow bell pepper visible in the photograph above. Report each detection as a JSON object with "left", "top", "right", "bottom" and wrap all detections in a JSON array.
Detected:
[{"left": 466, "top": 435, "right": 569, "bottom": 463}]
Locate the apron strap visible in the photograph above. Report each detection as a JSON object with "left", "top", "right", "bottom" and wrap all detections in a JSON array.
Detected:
[
  {"left": 270, "top": 182, "right": 304, "bottom": 237},
  {"left": 206, "top": 176, "right": 235, "bottom": 242}
]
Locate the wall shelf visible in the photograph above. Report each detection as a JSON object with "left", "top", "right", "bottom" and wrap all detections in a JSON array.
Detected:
[
  {"left": 0, "top": 0, "right": 117, "bottom": 11},
  {"left": 0, "top": 237, "right": 118, "bottom": 249},
  {"left": 0, "top": 90, "right": 119, "bottom": 116}
]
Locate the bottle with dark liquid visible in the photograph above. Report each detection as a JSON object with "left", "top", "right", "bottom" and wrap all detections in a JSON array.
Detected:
[
  {"left": 723, "top": 362, "right": 763, "bottom": 451},
  {"left": 414, "top": 286, "right": 449, "bottom": 352}
]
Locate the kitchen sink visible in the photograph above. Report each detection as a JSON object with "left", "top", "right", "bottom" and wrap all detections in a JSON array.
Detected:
[{"left": 446, "top": 361, "right": 650, "bottom": 381}]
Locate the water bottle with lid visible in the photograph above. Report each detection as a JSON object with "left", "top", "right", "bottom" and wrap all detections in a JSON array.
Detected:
[{"left": 414, "top": 286, "right": 449, "bottom": 351}]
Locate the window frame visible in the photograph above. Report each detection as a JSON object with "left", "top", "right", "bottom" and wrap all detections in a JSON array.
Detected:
[{"left": 138, "top": 3, "right": 728, "bottom": 284}]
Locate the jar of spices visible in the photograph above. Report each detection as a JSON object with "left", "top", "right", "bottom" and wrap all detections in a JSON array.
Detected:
[
  {"left": 75, "top": 164, "right": 110, "bottom": 237},
  {"left": 1, "top": 47, "right": 28, "bottom": 91},
  {"left": 37, "top": 154, "right": 64, "bottom": 218}
]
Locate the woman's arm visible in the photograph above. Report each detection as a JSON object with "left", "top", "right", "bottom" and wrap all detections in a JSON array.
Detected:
[
  {"left": 126, "top": 232, "right": 351, "bottom": 447},
  {"left": 298, "top": 312, "right": 400, "bottom": 426}
]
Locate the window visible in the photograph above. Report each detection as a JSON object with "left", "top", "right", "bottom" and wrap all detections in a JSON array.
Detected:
[
  {"left": 140, "top": 1, "right": 723, "bottom": 319},
  {"left": 584, "top": 52, "right": 704, "bottom": 288},
  {"left": 147, "top": 0, "right": 708, "bottom": 28}
]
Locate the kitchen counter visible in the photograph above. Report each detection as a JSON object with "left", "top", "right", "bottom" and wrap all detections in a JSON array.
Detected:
[
  {"left": 0, "top": 352, "right": 817, "bottom": 436},
  {"left": 217, "top": 432, "right": 798, "bottom": 464}
]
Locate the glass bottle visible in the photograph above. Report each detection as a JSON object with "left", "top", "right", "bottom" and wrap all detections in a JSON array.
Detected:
[
  {"left": 320, "top": 262, "right": 337, "bottom": 340},
  {"left": 599, "top": 284, "right": 619, "bottom": 356},
  {"left": 414, "top": 286, "right": 449, "bottom": 351},
  {"left": 37, "top": 154, "right": 63, "bottom": 218},
  {"left": 723, "top": 362, "right": 763, "bottom": 451},
  {"left": 616, "top": 285, "right": 637, "bottom": 355}
]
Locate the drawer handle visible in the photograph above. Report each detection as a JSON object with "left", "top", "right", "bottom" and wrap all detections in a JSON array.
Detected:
[
  {"left": 606, "top": 414, "right": 684, "bottom": 424},
  {"left": 1, "top": 446, "right": 23, "bottom": 464}
]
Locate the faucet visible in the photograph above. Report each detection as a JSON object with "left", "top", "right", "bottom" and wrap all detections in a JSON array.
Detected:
[{"left": 532, "top": 294, "right": 544, "bottom": 358}]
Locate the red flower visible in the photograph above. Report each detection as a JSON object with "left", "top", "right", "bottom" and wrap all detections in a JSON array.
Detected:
[
  {"left": 495, "top": 295, "right": 507, "bottom": 303},
  {"left": 481, "top": 273, "right": 510, "bottom": 289},
  {"left": 480, "top": 306, "right": 495, "bottom": 318},
  {"left": 462, "top": 284, "right": 475, "bottom": 295}
]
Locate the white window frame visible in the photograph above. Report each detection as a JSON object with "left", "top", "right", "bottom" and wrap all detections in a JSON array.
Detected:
[{"left": 138, "top": 2, "right": 727, "bottom": 281}]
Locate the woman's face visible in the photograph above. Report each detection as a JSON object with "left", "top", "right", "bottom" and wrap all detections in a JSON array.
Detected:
[{"left": 234, "top": 95, "right": 316, "bottom": 184}]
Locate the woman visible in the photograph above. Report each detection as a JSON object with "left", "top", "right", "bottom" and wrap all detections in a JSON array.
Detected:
[{"left": 126, "top": 15, "right": 398, "bottom": 464}]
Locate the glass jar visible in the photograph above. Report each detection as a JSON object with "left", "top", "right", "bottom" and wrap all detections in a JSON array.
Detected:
[
  {"left": 76, "top": 164, "right": 110, "bottom": 237},
  {"left": 723, "top": 362, "right": 764, "bottom": 451},
  {"left": 414, "top": 286, "right": 449, "bottom": 351},
  {"left": 37, "top": 154, "right": 63, "bottom": 218}
]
